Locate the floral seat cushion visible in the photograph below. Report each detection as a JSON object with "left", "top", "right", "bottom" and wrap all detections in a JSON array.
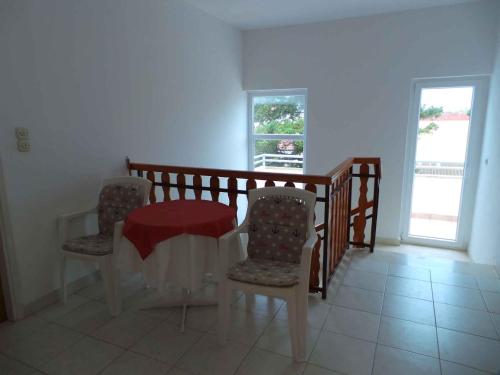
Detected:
[
  {"left": 247, "top": 196, "right": 308, "bottom": 264},
  {"left": 62, "top": 234, "right": 113, "bottom": 256},
  {"left": 227, "top": 258, "right": 300, "bottom": 287}
]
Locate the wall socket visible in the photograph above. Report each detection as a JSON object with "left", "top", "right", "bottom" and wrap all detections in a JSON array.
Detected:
[{"left": 17, "top": 140, "right": 31, "bottom": 152}]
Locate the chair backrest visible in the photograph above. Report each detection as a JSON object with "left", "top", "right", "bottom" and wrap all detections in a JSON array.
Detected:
[
  {"left": 98, "top": 176, "right": 152, "bottom": 236},
  {"left": 245, "top": 187, "right": 316, "bottom": 264}
]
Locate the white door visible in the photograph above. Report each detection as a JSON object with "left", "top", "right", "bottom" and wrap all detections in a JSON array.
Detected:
[{"left": 402, "top": 77, "right": 488, "bottom": 249}]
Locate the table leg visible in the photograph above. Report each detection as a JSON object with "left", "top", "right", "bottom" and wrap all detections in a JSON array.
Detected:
[{"left": 140, "top": 287, "right": 217, "bottom": 332}]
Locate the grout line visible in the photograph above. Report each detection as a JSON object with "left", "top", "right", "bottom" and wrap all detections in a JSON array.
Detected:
[{"left": 430, "top": 272, "right": 443, "bottom": 375}]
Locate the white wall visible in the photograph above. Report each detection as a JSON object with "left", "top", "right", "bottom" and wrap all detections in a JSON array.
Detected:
[
  {"left": 243, "top": 1, "right": 499, "bottom": 242},
  {"left": 0, "top": 0, "right": 246, "bottom": 307},
  {"left": 469, "top": 8, "right": 500, "bottom": 266}
]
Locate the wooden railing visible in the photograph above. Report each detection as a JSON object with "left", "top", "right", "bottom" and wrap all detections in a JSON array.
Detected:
[{"left": 127, "top": 157, "right": 381, "bottom": 299}]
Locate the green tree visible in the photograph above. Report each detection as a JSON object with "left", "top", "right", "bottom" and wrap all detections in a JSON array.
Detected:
[
  {"left": 419, "top": 105, "right": 443, "bottom": 136},
  {"left": 254, "top": 103, "right": 302, "bottom": 124}
]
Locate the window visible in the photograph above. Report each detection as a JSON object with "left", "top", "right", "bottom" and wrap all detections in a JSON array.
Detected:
[{"left": 248, "top": 90, "right": 307, "bottom": 174}]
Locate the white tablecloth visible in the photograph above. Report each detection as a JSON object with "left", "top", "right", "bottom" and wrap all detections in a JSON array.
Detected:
[{"left": 118, "top": 233, "right": 244, "bottom": 293}]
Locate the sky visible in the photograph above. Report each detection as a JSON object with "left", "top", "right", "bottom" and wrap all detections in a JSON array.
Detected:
[{"left": 420, "top": 87, "right": 474, "bottom": 113}]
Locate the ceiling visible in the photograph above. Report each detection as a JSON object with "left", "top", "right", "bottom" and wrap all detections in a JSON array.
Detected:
[{"left": 183, "top": 0, "right": 480, "bottom": 30}]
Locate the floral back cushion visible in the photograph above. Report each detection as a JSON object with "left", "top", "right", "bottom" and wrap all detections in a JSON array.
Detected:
[
  {"left": 247, "top": 196, "right": 309, "bottom": 264},
  {"left": 98, "top": 184, "right": 144, "bottom": 236}
]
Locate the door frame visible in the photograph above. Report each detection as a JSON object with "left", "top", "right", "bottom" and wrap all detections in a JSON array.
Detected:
[
  {"left": 0, "top": 156, "right": 21, "bottom": 320},
  {"left": 401, "top": 75, "right": 489, "bottom": 249}
]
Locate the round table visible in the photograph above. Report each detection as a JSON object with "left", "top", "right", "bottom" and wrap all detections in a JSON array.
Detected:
[{"left": 118, "top": 200, "right": 243, "bottom": 330}]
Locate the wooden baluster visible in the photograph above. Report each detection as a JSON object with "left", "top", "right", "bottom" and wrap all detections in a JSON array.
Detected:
[
  {"left": 265, "top": 180, "right": 275, "bottom": 187},
  {"left": 228, "top": 177, "right": 238, "bottom": 210},
  {"left": 177, "top": 174, "right": 186, "bottom": 200},
  {"left": 309, "top": 234, "right": 321, "bottom": 291},
  {"left": 146, "top": 171, "right": 156, "bottom": 204},
  {"left": 210, "top": 176, "right": 220, "bottom": 202},
  {"left": 161, "top": 173, "right": 171, "bottom": 201},
  {"left": 305, "top": 183, "right": 317, "bottom": 194},
  {"left": 246, "top": 179, "right": 257, "bottom": 195},
  {"left": 353, "top": 164, "right": 369, "bottom": 247},
  {"left": 284, "top": 181, "right": 295, "bottom": 187},
  {"left": 329, "top": 184, "right": 337, "bottom": 274},
  {"left": 193, "top": 175, "right": 202, "bottom": 200}
]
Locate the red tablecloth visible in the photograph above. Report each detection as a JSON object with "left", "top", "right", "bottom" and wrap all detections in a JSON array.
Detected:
[{"left": 123, "top": 200, "right": 236, "bottom": 259}]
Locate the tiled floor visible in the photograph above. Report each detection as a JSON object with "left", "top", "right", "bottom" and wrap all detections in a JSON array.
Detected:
[{"left": 1, "top": 247, "right": 500, "bottom": 375}]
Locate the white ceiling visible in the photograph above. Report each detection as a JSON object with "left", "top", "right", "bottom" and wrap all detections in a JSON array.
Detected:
[{"left": 183, "top": 0, "right": 480, "bottom": 30}]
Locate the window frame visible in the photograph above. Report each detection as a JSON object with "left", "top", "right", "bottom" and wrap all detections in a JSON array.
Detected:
[{"left": 247, "top": 89, "right": 308, "bottom": 174}]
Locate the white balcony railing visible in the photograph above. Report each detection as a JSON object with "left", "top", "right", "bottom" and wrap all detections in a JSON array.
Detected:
[
  {"left": 415, "top": 161, "right": 464, "bottom": 177},
  {"left": 254, "top": 153, "right": 303, "bottom": 170}
]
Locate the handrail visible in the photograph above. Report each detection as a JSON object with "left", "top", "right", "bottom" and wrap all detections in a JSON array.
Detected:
[{"left": 127, "top": 156, "right": 381, "bottom": 299}]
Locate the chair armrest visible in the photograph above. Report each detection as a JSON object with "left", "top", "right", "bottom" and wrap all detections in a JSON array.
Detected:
[
  {"left": 299, "top": 231, "right": 320, "bottom": 286},
  {"left": 219, "top": 223, "right": 248, "bottom": 244},
  {"left": 217, "top": 224, "right": 248, "bottom": 278},
  {"left": 58, "top": 207, "right": 97, "bottom": 245},
  {"left": 112, "top": 221, "right": 124, "bottom": 259}
]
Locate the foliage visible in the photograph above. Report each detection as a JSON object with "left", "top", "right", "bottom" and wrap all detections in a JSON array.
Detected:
[
  {"left": 254, "top": 103, "right": 302, "bottom": 124},
  {"left": 254, "top": 119, "right": 304, "bottom": 135},
  {"left": 253, "top": 103, "right": 304, "bottom": 157},
  {"left": 418, "top": 105, "right": 443, "bottom": 136}
]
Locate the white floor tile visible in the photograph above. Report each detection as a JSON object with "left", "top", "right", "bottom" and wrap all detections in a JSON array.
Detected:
[
  {"left": 349, "top": 257, "right": 389, "bottom": 275},
  {"left": 378, "top": 316, "right": 438, "bottom": 357},
  {"left": 275, "top": 298, "right": 330, "bottom": 329},
  {"left": 432, "top": 284, "right": 486, "bottom": 310},
  {"left": 0, "top": 316, "right": 48, "bottom": 351},
  {"left": 434, "top": 303, "right": 498, "bottom": 339},
  {"left": 302, "top": 364, "right": 343, "bottom": 375},
  {"left": 236, "top": 348, "right": 305, "bottom": 375},
  {"left": 177, "top": 334, "right": 250, "bottom": 375},
  {"left": 372, "top": 345, "right": 440, "bottom": 375},
  {"left": 0, "top": 352, "right": 34, "bottom": 374},
  {"left": 39, "top": 336, "right": 123, "bottom": 375},
  {"left": 167, "top": 306, "right": 217, "bottom": 332},
  {"left": 482, "top": 291, "right": 500, "bottom": 313},
  {"left": 492, "top": 313, "right": 500, "bottom": 335},
  {"left": 57, "top": 300, "right": 114, "bottom": 334},
  {"left": 382, "top": 294, "right": 435, "bottom": 325},
  {"left": 342, "top": 269, "right": 387, "bottom": 292},
  {"left": 332, "top": 286, "right": 383, "bottom": 314},
  {"left": 323, "top": 306, "right": 379, "bottom": 342},
  {"left": 438, "top": 327, "right": 500, "bottom": 373},
  {"left": 101, "top": 351, "right": 170, "bottom": 375},
  {"left": 431, "top": 270, "right": 477, "bottom": 289},
  {"left": 3, "top": 323, "right": 83, "bottom": 368},
  {"left": 36, "top": 295, "right": 90, "bottom": 322},
  {"left": 131, "top": 321, "right": 202, "bottom": 365},
  {"left": 233, "top": 294, "right": 284, "bottom": 317},
  {"left": 385, "top": 276, "right": 433, "bottom": 301},
  {"left": 388, "top": 264, "right": 430, "bottom": 281},
  {"left": 92, "top": 310, "right": 164, "bottom": 348},
  {"left": 209, "top": 307, "right": 273, "bottom": 345},
  {"left": 167, "top": 368, "right": 193, "bottom": 375},
  {"left": 309, "top": 330, "right": 375, "bottom": 375},
  {"left": 476, "top": 277, "right": 500, "bottom": 293},
  {"left": 256, "top": 319, "right": 320, "bottom": 359},
  {"left": 440, "top": 360, "right": 491, "bottom": 375}
]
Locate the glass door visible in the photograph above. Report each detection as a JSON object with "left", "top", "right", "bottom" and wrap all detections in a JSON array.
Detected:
[{"left": 402, "top": 77, "right": 488, "bottom": 248}]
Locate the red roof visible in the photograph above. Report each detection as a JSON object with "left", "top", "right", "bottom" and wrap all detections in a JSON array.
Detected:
[{"left": 435, "top": 112, "right": 470, "bottom": 121}]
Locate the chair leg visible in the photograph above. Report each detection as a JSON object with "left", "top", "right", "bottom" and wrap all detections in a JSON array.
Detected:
[
  {"left": 217, "top": 280, "right": 231, "bottom": 345},
  {"left": 286, "top": 294, "right": 299, "bottom": 361},
  {"left": 295, "top": 289, "right": 308, "bottom": 362},
  {"left": 101, "top": 257, "right": 120, "bottom": 316},
  {"left": 60, "top": 256, "right": 67, "bottom": 304}
]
